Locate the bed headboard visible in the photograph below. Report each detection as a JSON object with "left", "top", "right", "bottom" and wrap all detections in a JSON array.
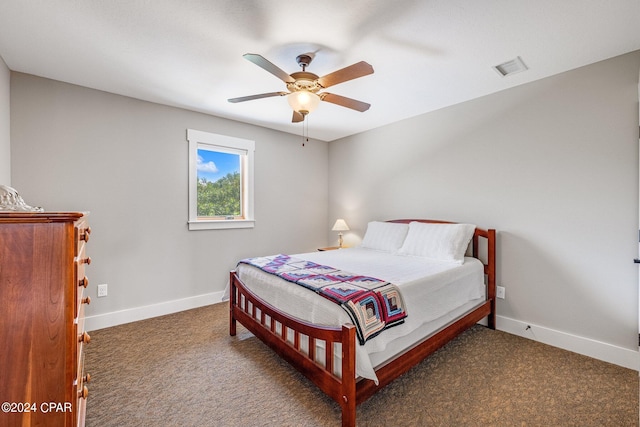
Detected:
[{"left": 387, "top": 219, "right": 496, "bottom": 327}]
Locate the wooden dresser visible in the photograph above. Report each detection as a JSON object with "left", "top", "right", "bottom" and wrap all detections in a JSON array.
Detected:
[{"left": 0, "top": 212, "right": 92, "bottom": 427}]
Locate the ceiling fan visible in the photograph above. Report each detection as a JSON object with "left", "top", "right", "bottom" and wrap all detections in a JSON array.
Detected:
[{"left": 228, "top": 53, "right": 374, "bottom": 123}]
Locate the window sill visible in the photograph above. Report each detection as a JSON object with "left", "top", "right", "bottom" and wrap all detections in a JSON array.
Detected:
[{"left": 188, "top": 219, "right": 255, "bottom": 230}]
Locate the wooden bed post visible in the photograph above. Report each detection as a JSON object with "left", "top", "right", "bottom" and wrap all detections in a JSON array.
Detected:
[
  {"left": 229, "top": 271, "right": 237, "bottom": 336},
  {"left": 341, "top": 324, "right": 357, "bottom": 427},
  {"left": 487, "top": 229, "right": 496, "bottom": 329},
  {"left": 472, "top": 228, "right": 497, "bottom": 330}
]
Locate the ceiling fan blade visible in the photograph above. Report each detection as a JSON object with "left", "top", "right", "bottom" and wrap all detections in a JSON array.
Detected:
[
  {"left": 243, "top": 53, "right": 295, "bottom": 83},
  {"left": 228, "top": 92, "right": 288, "bottom": 103},
  {"left": 317, "top": 61, "right": 374, "bottom": 88},
  {"left": 292, "top": 111, "right": 305, "bottom": 123},
  {"left": 320, "top": 93, "right": 371, "bottom": 112}
]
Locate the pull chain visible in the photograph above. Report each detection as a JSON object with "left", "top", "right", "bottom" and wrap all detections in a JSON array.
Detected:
[{"left": 301, "top": 113, "right": 310, "bottom": 147}]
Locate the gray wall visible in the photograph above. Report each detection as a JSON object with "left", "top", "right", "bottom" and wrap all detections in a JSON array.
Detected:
[
  {"left": 0, "top": 56, "right": 9, "bottom": 184},
  {"left": 329, "top": 51, "right": 640, "bottom": 364},
  {"left": 8, "top": 52, "right": 640, "bottom": 368},
  {"left": 10, "top": 73, "right": 329, "bottom": 324}
]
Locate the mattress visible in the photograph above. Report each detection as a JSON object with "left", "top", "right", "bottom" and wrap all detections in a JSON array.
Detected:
[{"left": 233, "top": 247, "right": 486, "bottom": 382}]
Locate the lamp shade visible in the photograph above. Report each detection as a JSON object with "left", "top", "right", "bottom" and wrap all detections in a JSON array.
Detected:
[
  {"left": 287, "top": 90, "right": 320, "bottom": 114},
  {"left": 332, "top": 219, "right": 349, "bottom": 231}
]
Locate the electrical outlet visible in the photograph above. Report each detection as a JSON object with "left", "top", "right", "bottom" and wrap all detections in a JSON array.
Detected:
[
  {"left": 496, "top": 286, "right": 505, "bottom": 299},
  {"left": 97, "top": 283, "right": 108, "bottom": 297}
]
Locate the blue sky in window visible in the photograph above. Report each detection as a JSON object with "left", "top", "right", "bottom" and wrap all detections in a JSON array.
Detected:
[{"left": 197, "top": 149, "right": 240, "bottom": 182}]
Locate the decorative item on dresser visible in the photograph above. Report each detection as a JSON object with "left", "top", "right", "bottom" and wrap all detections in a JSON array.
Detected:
[{"left": 0, "top": 212, "right": 92, "bottom": 427}]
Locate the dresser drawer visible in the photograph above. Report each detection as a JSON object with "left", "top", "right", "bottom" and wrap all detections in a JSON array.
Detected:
[
  {"left": 74, "top": 220, "right": 91, "bottom": 258},
  {"left": 76, "top": 293, "right": 90, "bottom": 368},
  {"left": 76, "top": 287, "right": 89, "bottom": 333},
  {"left": 75, "top": 245, "right": 91, "bottom": 317},
  {"left": 76, "top": 298, "right": 90, "bottom": 406},
  {"left": 76, "top": 344, "right": 89, "bottom": 427}
]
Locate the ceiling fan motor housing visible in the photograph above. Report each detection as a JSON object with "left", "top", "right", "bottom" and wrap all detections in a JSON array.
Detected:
[{"left": 288, "top": 72, "right": 322, "bottom": 92}]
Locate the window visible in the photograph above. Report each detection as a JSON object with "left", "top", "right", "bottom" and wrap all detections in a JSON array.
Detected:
[{"left": 187, "top": 129, "right": 255, "bottom": 230}]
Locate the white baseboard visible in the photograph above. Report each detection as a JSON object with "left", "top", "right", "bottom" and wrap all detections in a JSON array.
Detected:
[
  {"left": 85, "top": 296, "right": 639, "bottom": 372},
  {"left": 496, "top": 315, "right": 639, "bottom": 371},
  {"left": 84, "top": 291, "right": 226, "bottom": 332}
]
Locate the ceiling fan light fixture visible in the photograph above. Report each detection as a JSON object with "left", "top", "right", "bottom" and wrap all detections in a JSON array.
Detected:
[{"left": 287, "top": 90, "right": 320, "bottom": 114}]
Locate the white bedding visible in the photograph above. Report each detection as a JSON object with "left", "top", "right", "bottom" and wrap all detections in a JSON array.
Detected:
[{"left": 232, "top": 247, "right": 486, "bottom": 383}]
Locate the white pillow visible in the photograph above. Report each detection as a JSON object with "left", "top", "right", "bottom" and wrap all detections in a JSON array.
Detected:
[
  {"left": 398, "top": 222, "right": 476, "bottom": 264},
  {"left": 359, "top": 221, "right": 409, "bottom": 252}
]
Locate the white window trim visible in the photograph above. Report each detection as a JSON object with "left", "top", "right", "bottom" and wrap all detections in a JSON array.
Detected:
[{"left": 187, "top": 129, "right": 255, "bottom": 230}]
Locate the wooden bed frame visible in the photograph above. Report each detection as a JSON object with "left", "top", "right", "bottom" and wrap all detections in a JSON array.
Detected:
[{"left": 229, "top": 219, "right": 496, "bottom": 427}]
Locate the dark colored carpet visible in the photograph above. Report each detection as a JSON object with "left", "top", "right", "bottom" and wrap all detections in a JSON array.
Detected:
[{"left": 84, "top": 303, "right": 638, "bottom": 426}]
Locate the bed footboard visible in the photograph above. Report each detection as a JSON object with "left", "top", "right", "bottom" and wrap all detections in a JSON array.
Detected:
[{"left": 230, "top": 271, "right": 358, "bottom": 427}]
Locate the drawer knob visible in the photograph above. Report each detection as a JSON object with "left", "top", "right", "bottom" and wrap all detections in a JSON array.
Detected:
[
  {"left": 79, "top": 332, "right": 91, "bottom": 344},
  {"left": 80, "top": 227, "right": 91, "bottom": 242},
  {"left": 81, "top": 257, "right": 91, "bottom": 265},
  {"left": 79, "top": 276, "right": 89, "bottom": 288},
  {"left": 82, "top": 296, "right": 91, "bottom": 305},
  {"left": 78, "top": 386, "right": 89, "bottom": 400},
  {"left": 83, "top": 373, "right": 91, "bottom": 384}
]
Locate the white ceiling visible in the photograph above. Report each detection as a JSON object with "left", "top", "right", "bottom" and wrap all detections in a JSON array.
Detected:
[{"left": 0, "top": 1, "right": 639, "bottom": 142}]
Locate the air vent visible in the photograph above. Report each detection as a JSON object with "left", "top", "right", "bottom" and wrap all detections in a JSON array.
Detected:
[{"left": 493, "top": 56, "right": 528, "bottom": 77}]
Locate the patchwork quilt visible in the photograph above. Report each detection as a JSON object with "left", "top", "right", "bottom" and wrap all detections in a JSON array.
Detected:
[{"left": 238, "top": 254, "right": 407, "bottom": 344}]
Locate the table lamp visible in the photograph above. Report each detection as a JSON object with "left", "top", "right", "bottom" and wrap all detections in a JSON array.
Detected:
[{"left": 331, "top": 219, "right": 349, "bottom": 248}]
